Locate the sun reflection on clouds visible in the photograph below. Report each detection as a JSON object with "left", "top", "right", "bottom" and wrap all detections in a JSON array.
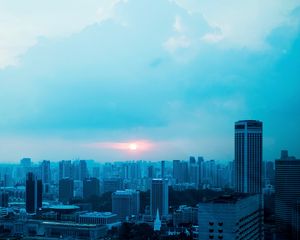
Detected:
[{"left": 86, "top": 140, "right": 153, "bottom": 153}]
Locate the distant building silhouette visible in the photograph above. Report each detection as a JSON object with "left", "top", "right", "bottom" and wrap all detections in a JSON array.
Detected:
[
  {"left": 103, "top": 178, "right": 123, "bottom": 193},
  {"left": 59, "top": 160, "right": 72, "bottom": 180},
  {"left": 112, "top": 189, "right": 140, "bottom": 220},
  {"left": 26, "top": 172, "right": 42, "bottom": 213},
  {"left": 83, "top": 177, "right": 100, "bottom": 198},
  {"left": 59, "top": 178, "right": 74, "bottom": 204},
  {"left": 235, "top": 120, "right": 263, "bottom": 193},
  {"left": 40, "top": 160, "right": 51, "bottom": 193},
  {"left": 275, "top": 150, "right": 300, "bottom": 238},
  {"left": 150, "top": 178, "right": 168, "bottom": 218},
  {"left": 173, "top": 160, "right": 188, "bottom": 183},
  {"left": 161, "top": 161, "right": 165, "bottom": 178}
]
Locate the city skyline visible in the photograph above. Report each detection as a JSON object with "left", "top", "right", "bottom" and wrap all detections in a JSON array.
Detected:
[{"left": 0, "top": 0, "right": 300, "bottom": 163}]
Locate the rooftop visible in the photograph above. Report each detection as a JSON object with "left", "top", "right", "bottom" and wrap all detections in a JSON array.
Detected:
[
  {"left": 79, "top": 212, "right": 117, "bottom": 218},
  {"left": 206, "top": 193, "right": 255, "bottom": 204}
]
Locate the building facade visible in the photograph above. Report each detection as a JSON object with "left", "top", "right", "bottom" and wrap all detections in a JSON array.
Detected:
[
  {"left": 150, "top": 178, "right": 168, "bottom": 218},
  {"left": 235, "top": 120, "right": 263, "bottom": 193},
  {"left": 275, "top": 150, "right": 300, "bottom": 238},
  {"left": 112, "top": 189, "right": 140, "bottom": 220},
  {"left": 198, "top": 194, "right": 264, "bottom": 240},
  {"left": 26, "top": 172, "right": 42, "bottom": 214}
]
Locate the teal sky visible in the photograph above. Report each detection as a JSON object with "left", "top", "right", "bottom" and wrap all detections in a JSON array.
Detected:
[{"left": 0, "top": 0, "right": 300, "bottom": 162}]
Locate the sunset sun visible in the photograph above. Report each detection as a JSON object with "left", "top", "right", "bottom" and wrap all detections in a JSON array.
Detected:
[{"left": 129, "top": 143, "right": 137, "bottom": 151}]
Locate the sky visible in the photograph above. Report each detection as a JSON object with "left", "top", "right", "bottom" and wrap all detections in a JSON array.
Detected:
[{"left": 0, "top": 0, "right": 300, "bottom": 163}]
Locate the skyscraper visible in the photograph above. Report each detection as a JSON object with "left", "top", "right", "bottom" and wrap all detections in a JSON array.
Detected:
[
  {"left": 112, "top": 189, "right": 140, "bottom": 220},
  {"left": 40, "top": 160, "right": 51, "bottom": 193},
  {"left": 59, "top": 178, "right": 74, "bottom": 204},
  {"left": 83, "top": 177, "right": 100, "bottom": 199},
  {"left": 275, "top": 150, "right": 300, "bottom": 238},
  {"left": 59, "top": 160, "right": 72, "bottom": 180},
  {"left": 26, "top": 172, "right": 42, "bottom": 214},
  {"left": 161, "top": 161, "right": 165, "bottom": 178},
  {"left": 150, "top": 178, "right": 168, "bottom": 218},
  {"left": 173, "top": 160, "right": 188, "bottom": 183},
  {"left": 235, "top": 120, "right": 263, "bottom": 193}
]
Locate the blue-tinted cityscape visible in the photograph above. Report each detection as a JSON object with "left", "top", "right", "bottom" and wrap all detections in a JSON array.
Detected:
[
  {"left": 0, "top": 120, "right": 299, "bottom": 239},
  {"left": 1, "top": 1, "right": 300, "bottom": 240}
]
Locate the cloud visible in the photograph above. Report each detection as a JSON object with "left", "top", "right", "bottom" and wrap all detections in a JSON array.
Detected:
[
  {"left": 173, "top": 0, "right": 300, "bottom": 49},
  {"left": 164, "top": 35, "right": 191, "bottom": 52},
  {"left": 0, "top": 0, "right": 126, "bottom": 69}
]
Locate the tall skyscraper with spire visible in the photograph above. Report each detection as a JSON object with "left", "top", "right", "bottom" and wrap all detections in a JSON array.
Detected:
[{"left": 234, "top": 120, "right": 263, "bottom": 193}]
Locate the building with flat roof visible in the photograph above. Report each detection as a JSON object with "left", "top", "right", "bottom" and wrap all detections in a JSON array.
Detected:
[
  {"left": 275, "top": 150, "right": 300, "bottom": 239},
  {"left": 150, "top": 178, "right": 168, "bottom": 218},
  {"left": 78, "top": 212, "right": 118, "bottom": 225},
  {"left": 235, "top": 120, "right": 263, "bottom": 194},
  {"left": 198, "top": 193, "right": 264, "bottom": 240},
  {"left": 112, "top": 189, "right": 140, "bottom": 220}
]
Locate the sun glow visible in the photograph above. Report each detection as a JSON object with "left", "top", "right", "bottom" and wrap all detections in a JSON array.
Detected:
[{"left": 129, "top": 143, "right": 137, "bottom": 151}]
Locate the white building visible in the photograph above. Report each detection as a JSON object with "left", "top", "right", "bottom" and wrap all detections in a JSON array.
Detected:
[{"left": 198, "top": 194, "right": 263, "bottom": 240}]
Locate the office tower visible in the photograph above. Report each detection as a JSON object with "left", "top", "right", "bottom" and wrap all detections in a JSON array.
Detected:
[
  {"left": 265, "top": 161, "right": 275, "bottom": 185},
  {"left": 189, "top": 156, "right": 196, "bottom": 165},
  {"left": 79, "top": 160, "right": 88, "bottom": 181},
  {"left": 112, "top": 189, "right": 140, "bottom": 220},
  {"left": 59, "top": 178, "right": 74, "bottom": 204},
  {"left": 275, "top": 150, "right": 300, "bottom": 238},
  {"left": 173, "top": 160, "right": 188, "bottom": 183},
  {"left": 235, "top": 120, "right": 263, "bottom": 193},
  {"left": 150, "top": 178, "right": 168, "bottom": 218},
  {"left": 103, "top": 178, "right": 123, "bottom": 193},
  {"left": 26, "top": 172, "right": 42, "bottom": 214},
  {"left": 148, "top": 166, "right": 154, "bottom": 178},
  {"left": 198, "top": 194, "right": 264, "bottom": 240},
  {"left": 202, "top": 160, "right": 217, "bottom": 187},
  {"left": 161, "top": 161, "right": 165, "bottom": 178},
  {"left": 197, "top": 157, "right": 204, "bottom": 186},
  {"left": 92, "top": 167, "right": 100, "bottom": 178},
  {"left": 59, "top": 160, "right": 72, "bottom": 180},
  {"left": 40, "top": 160, "right": 51, "bottom": 193},
  {"left": 83, "top": 178, "right": 100, "bottom": 199},
  {"left": 293, "top": 200, "right": 300, "bottom": 240},
  {"left": 189, "top": 164, "right": 199, "bottom": 186}
]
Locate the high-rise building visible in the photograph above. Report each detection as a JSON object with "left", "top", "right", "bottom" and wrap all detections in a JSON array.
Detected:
[
  {"left": 59, "top": 160, "right": 72, "bottom": 180},
  {"left": 59, "top": 178, "right": 74, "bottom": 204},
  {"left": 198, "top": 194, "right": 264, "bottom": 240},
  {"left": 26, "top": 172, "right": 42, "bottom": 214},
  {"left": 173, "top": 160, "right": 188, "bottom": 183},
  {"left": 197, "top": 157, "right": 204, "bottom": 186},
  {"left": 235, "top": 120, "right": 263, "bottom": 193},
  {"left": 150, "top": 178, "right": 168, "bottom": 218},
  {"left": 112, "top": 189, "right": 140, "bottom": 220},
  {"left": 103, "top": 178, "right": 123, "bottom": 193},
  {"left": 265, "top": 161, "right": 275, "bottom": 185},
  {"left": 148, "top": 165, "right": 155, "bottom": 179},
  {"left": 161, "top": 161, "right": 165, "bottom": 178},
  {"left": 293, "top": 200, "right": 300, "bottom": 240},
  {"left": 79, "top": 160, "right": 88, "bottom": 181},
  {"left": 275, "top": 150, "right": 300, "bottom": 238},
  {"left": 40, "top": 160, "right": 51, "bottom": 193},
  {"left": 83, "top": 178, "right": 100, "bottom": 199}
]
